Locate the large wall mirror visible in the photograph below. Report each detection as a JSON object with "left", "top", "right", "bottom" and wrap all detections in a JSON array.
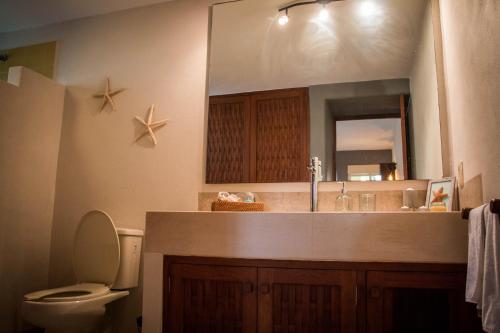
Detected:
[{"left": 206, "top": 0, "right": 444, "bottom": 183}]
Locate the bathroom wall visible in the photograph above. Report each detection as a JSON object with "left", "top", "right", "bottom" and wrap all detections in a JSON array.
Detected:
[
  {"left": 0, "top": 67, "right": 65, "bottom": 332},
  {"left": 439, "top": 0, "right": 500, "bottom": 202},
  {"left": 0, "top": 1, "right": 210, "bottom": 331},
  {"left": 409, "top": 1, "right": 442, "bottom": 180}
]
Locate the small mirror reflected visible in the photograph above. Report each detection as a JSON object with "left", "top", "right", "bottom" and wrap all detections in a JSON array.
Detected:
[{"left": 337, "top": 118, "right": 403, "bottom": 181}]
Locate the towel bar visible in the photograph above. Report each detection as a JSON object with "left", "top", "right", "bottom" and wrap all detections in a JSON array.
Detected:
[{"left": 462, "top": 199, "right": 500, "bottom": 220}]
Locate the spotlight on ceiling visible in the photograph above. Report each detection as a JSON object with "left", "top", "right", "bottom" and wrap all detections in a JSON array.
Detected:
[
  {"left": 278, "top": 10, "right": 289, "bottom": 25},
  {"left": 359, "top": 0, "right": 377, "bottom": 17},
  {"left": 318, "top": 6, "right": 329, "bottom": 20},
  {"left": 278, "top": 0, "right": 344, "bottom": 24}
]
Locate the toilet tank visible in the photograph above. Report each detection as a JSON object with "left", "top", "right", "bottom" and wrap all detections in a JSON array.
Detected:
[{"left": 113, "top": 228, "right": 144, "bottom": 290}]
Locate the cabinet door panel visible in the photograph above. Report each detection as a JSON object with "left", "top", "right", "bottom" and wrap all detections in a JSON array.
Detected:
[
  {"left": 252, "top": 88, "right": 310, "bottom": 183},
  {"left": 258, "top": 268, "right": 357, "bottom": 333},
  {"left": 206, "top": 95, "right": 251, "bottom": 183},
  {"left": 167, "top": 264, "right": 257, "bottom": 333},
  {"left": 366, "top": 271, "right": 482, "bottom": 333}
]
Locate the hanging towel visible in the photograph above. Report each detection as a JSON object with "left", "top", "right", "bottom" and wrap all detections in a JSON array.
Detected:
[
  {"left": 466, "top": 204, "right": 488, "bottom": 305},
  {"left": 466, "top": 204, "right": 500, "bottom": 333},
  {"left": 482, "top": 208, "right": 500, "bottom": 332}
]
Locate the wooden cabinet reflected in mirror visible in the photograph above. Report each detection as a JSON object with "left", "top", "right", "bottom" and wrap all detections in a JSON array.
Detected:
[{"left": 206, "top": 88, "right": 310, "bottom": 184}]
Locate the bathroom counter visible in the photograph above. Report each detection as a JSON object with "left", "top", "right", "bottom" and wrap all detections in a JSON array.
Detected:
[{"left": 144, "top": 211, "right": 467, "bottom": 263}]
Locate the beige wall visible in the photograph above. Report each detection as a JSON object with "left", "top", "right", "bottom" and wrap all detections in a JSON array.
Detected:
[
  {"left": 439, "top": 0, "right": 500, "bottom": 201},
  {"left": 0, "top": 1, "right": 210, "bottom": 331},
  {"left": 410, "top": 1, "right": 442, "bottom": 180},
  {"left": 0, "top": 67, "right": 65, "bottom": 332}
]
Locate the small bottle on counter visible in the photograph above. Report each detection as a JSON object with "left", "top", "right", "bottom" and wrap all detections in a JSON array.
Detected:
[{"left": 335, "top": 182, "right": 353, "bottom": 212}]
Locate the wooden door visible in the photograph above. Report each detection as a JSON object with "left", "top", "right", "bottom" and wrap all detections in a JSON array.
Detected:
[
  {"left": 167, "top": 264, "right": 257, "bottom": 333},
  {"left": 251, "top": 89, "right": 310, "bottom": 182},
  {"left": 258, "top": 268, "right": 358, "bottom": 333},
  {"left": 206, "top": 95, "right": 252, "bottom": 183},
  {"left": 366, "top": 271, "right": 483, "bottom": 333},
  {"left": 399, "top": 94, "right": 410, "bottom": 180}
]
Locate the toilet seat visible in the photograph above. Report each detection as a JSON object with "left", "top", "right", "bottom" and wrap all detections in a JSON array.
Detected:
[
  {"left": 24, "top": 283, "right": 110, "bottom": 303},
  {"left": 73, "top": 210, "right": 120, "bottom": 287},
  {"left": 23, "top": 211, "right": 120, "bottom": 304}
]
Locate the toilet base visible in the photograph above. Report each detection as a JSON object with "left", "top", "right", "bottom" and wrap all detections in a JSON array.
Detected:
[{"left": 22, "top": 291, "right": 128, "bottom": 333}]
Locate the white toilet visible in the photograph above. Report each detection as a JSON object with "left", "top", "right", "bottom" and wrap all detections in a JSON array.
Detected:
[{"left": 22, "top": 210, "right": 143, "bottom": 333}]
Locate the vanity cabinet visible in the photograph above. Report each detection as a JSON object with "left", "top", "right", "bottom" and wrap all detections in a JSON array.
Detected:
[
  {"left": 166, "top": 264, "right": 258, "bottom": 333},
  {"left": 163, "top": 258, "right": 482, "bottom": 333},
  {"left": 366, "top": 271, "right": 481, "bottom": 333},
  {"left": 206, "top": 88, "right": 310, "bottom": 184},
  {"left": 258, "top": 268, "right": 357, "bottom": 333}
]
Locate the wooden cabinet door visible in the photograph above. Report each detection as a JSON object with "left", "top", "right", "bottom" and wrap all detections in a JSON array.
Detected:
[
  {"left": 167, "top": 264, "right": 257, "bottom": 333},
  {"left": 206, "top": 88, "right": 310, "bottom": 184},
  {"left": 206, "top": 95, "right": 251, "bottom": 183},
  {"left": 366, "top": 271, "right": 482, "bottom": 333},
  {"left": 252, "top": 88, "right": 310, "bottom": 182},
  {"left": 258, "top": 268, "right": 358, "bottom": 333}
]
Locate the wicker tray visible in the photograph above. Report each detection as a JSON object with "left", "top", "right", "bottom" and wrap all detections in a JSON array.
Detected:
[{"left": 211, "top": 200, "right": 264, "bottom": 212}]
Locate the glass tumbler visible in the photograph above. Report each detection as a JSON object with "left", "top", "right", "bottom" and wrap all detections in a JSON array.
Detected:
[{"left": 359, "top": 193, "right": 376, "bottom": 211}]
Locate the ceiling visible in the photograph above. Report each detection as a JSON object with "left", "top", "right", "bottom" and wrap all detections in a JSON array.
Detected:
[
  {"left": 0, "top": 0, "right": 173, "bottom": 33},
  {"left": 336, "top": 118, "right": 401, "bottom": 151},
  {"left": 209, "top": 0, "right": 429, "bottom": 95}
]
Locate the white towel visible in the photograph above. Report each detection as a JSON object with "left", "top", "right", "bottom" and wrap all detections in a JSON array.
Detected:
[
  {"left": 466, "top": 204, "right": 487, "bottom": 305},
  {"left": 466, "top": 204, "right": 500, "bottom": 333},
  {"left": 482, "top": 208, "right": 500, "bottom": 333}
]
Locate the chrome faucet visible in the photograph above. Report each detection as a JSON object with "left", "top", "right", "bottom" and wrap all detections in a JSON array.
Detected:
[{"left": 308, "top": 157, "right": 323, "bottom": 212}]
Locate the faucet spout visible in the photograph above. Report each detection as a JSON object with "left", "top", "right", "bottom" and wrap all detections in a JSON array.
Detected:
[{"left": 308, "top": 157, "right": 323, "bottom": 212}]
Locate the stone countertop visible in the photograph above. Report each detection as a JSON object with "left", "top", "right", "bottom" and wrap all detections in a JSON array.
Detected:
[{"left": 145, "top": 211, "right": 467, "bottom": 264}]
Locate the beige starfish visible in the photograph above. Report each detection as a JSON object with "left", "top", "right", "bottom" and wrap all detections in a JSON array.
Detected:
[
  {"left": 93, "top": 77, "right": 125, "bottom": 112},
  {"left": 134, "top": 104, "right": 168, "bottom": 146}
]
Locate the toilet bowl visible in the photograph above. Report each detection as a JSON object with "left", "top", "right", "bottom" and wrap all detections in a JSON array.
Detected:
[{"left": 22, "top": 210, "right": 143, "bottom": 333}]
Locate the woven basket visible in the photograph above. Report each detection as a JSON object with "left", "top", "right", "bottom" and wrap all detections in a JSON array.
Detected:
[{"left": 211, "top": 200, "right": 264, "bottom": 212}]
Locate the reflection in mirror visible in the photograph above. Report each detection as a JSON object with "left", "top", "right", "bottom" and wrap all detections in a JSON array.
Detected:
[
  {"left": 336, "top": 118, "right": 403, "bottom": 181},
  {"left": 207, "top": 0, "right": 443, "bottom": 183}
]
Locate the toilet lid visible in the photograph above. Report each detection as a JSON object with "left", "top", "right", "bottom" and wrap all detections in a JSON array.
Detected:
[{"left": 73, "top": 210, "right": 120, "bottom": 286}]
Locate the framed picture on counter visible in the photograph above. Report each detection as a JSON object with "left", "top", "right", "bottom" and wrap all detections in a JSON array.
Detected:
[{"left": 426, "top": 177, "right": 456, "bottom": 211}]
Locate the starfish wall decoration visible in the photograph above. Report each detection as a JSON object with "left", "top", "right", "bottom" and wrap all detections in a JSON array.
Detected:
[
  {"left": 134, "top": 104, "right": 168, "bottom": 146},
  {"left": 93, "top": 77, "right": 125, "bottom": 112}
]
